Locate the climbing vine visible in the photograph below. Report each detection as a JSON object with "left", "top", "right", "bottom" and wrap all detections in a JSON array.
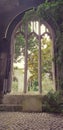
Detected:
[
  {"left": 22, "top": 0, "right": 63, "bottom": 38},
  {"left": 22, "top": 0, "right": 63, "bottom": 90}
]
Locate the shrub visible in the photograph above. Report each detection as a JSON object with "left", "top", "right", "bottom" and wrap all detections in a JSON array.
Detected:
[
  {"left": 12, "top": 81, "right": 18, "bottom": 93},
  {"left": 13, "top": 76, "right": 18, "bottom": 82},
  {"left": 42, "top": 90, "right": 63, "bottom": 113}
]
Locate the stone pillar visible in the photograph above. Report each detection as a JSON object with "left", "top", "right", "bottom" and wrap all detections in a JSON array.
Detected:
[
  {"left": 0, "top": 52, "right": 7, "bottom": 103},
  {"left": 24, "top": 24, "right": 28, "bottom": 93},
  {"left": 54, "top": 22, "right": 63, "bottom": 91},
  {"left": 38, "top": 21, "right": 42, "bottom": 94},
  {"left": 0, "top": 38, "right": 8, "bottom": 101},
  {"left": 0, "top": 92, "right": 4, "bottom": 104},
  {"left": 0, "top": 52, "right": 7, "bottom": 90},
  {"left": 51, "top": 37, "right": 57, "bottom": 91},
  {"left": 0, "top": 76, "right": 4, "bottom": 103}
]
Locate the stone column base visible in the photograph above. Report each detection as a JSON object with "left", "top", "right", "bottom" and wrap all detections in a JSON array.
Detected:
[{"left": 0, "top": 93, "right": 4, "bottom": 104}]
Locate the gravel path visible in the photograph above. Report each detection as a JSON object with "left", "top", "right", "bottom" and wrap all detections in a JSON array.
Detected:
[{"left": 0, "top": 112, "right": 63, "bottom": 130}]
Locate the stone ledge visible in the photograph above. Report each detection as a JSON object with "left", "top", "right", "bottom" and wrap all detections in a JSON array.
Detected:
[
  {"left": 2, "top": 94, "right": 42, "bottom": 112},
  {"left": 0, "top": 104, "right": 23, "bottom": 112}
]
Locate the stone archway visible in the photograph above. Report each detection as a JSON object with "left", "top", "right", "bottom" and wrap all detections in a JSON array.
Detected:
[
  {"left": 0, "top": 0, "right": 62, "bottom": 112},
  {"left": 0, "top": 0, "right": 62, "bottom": 97},
  {"left": 5, "top": 8, "right": 59, "bottom": 94}
]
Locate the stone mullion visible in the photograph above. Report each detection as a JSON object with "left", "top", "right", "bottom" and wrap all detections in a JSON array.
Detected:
[
  {"left": 24, "top": 23, "right": 28, "bottom": 93},
  {"left": 51, "top": 37, "right": 57, "bottom": 91},
  {"left": 38, "top": 21, "right": 42, "bottom": 94}
]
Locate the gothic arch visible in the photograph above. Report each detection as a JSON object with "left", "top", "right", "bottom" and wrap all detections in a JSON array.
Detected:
[{"left": 4, "top": 7, "right": 60, "bottom": 93}]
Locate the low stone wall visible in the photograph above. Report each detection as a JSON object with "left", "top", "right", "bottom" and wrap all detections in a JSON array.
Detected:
[{"left": 3, "top": 94, "right": 42, "bottom": 112}]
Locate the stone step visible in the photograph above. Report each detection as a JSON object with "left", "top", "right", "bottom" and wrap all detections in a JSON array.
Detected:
[{"left": 0, "top": 104, "right": 23, "bottom": 112}]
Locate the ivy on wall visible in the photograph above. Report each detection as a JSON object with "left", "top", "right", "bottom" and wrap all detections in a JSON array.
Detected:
[
  {"left": 22, "top": 0, "right": 63, "bottom": 38},
  {"left": 38, "top": 0, "right": 63, "bottom": 89},
  {"left": 22, "top": 0, "right": 63, "bottom": 90}
]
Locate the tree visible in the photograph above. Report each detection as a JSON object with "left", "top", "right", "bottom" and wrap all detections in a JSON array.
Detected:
[
  {"left": 42, "top": 37, "right": 52, "bottom": 78},
  {"left": 14, "top": 34, "right": 25, "bottom": 61},
  {"left": 28, "top": 37, "right": 52, "bottom": 81}
]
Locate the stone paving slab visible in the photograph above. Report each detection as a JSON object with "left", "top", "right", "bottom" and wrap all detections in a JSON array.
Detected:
[{"left": 0, "top": 112, "right": 63, "bottom": 130}]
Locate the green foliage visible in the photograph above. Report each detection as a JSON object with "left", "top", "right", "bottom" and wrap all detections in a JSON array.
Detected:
[
  {"left": 28, "top": 49, "right": 38, "bottom": 80},
  {"left": 12, "top": 81, "right": 18, "bottom": 93},
  {"left": 32, "top": 80, "right": 38, "bottom": 91},
  {"left": 37, "top": 0, "right": 63, "bottom": 22},
  {"left": 22, "top": 9, "right": 37, "bottom": 24},
  {"left": 42, "top": 75, "right": 54, "bottom": 94},
  {"left": 22, "top": 0, "right": 63, "bottom": 23},
  {"left": 28, "top": 37, "right": 52, "bottom": 80},
  {"left": 43, "top": 90, "right": 63, "bottom": 113},
  {"left": 15, "top": 34, "right": 25, "bottom": 60},
  {"left": 42, "top": 38, "right": 52, "bottom": 77}
]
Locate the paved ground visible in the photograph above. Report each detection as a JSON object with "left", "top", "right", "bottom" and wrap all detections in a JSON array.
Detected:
[{"left": 0, "top": 112, "right": 63, "bottom": 130}]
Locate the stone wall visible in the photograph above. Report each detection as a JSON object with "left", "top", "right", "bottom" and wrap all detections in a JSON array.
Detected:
[{"left": 3, "top": 94, "right": 42, "bottom": 112}]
